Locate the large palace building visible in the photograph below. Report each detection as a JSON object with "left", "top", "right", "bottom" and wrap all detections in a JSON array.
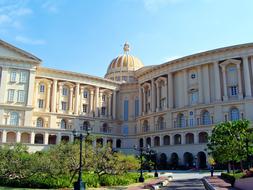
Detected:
[{"left": 1, "top": 40, "right": 253, "bottom": 167}]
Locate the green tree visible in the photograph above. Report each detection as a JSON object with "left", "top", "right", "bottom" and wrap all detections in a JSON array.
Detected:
[{"left": 207, "top": 119, "right": 253, "bottom": 172}]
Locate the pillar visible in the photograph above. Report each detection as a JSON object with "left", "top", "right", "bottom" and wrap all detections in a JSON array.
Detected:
[
  {"left": 243, "top": 56, "right": 252, "bottom": 98},
  {"left": 168, "top": 72, "right": 174, "bottom": 108},
  {"left": 74, "top": 83, "right": 80, "bottom": 115},
  {"left": 194, "top": 132, "right": 199, "bottom": 144},
  {"left": 108, "top": 94, "right": 112, "bottom": 118},
  {"left": 57, "top": 132, "right": 61, "bottom": 144},
  {"left": 80, "top": 87, "right": 84, "bottom": 114},
  {"left": 143, "top": 87, "right": 147, "bottom": 113},
  {"left": 0, "top": 67, "right": 8, "bottom": 103},
  {"left": 16, "top": 131, "right": 21, "bottom": 143},
  {"left": 160, "top": 135, "right": 164, "bottom": 146},
  {"left": 112, "top": 138, "right": 116, "bottom": 148},
  {"left": 70, "top": 134, "right": 74, "bottom": 143},
  {"left": 90, "top": 89, "right": 94, "bottom": 115},
  {"left": 221, "top": 66, "right": 228, "bottom": 101},
  {"left": 183, "top": 70, "right": 188, "bottom": 106},
  {"left": 181, "top": 133, "right": 185, "bottom": 145},
  {"left": 237, "top": 63, "right": 243, "bottom": 99},
  {"left": 44, "top": 132, "right": 49, "bottom": 145},
  {"left": 51, "top": 79, "right": 58, "bottom": 112},
  {"left": 197, "top": 66, "right": 203, "bottom": 103},
  {"left": 69, "top": 87, "right": 73, "bottom": 114},
  {"left": 2, "top": 130, "right": 7, "bottom": 143},
  {"left": 30, "top": 132, "right": 35, "bottom": 144},
  {"left": 34, "top": 81, "right": 39, "bottom": 107},
  {"left": 113, "top": 90, "right": 116, "bottom": 119},
  {"left": 46, "top": 83, "right": 51, "bottom": 112},
  {"left": 164, "top": 80, "right": 168, "bottom": 109},
  {"left": 95, "top": 87, "right": 99, "bottom": 117},
  {"left": 92, "top": 139, "right": 97, "bottom": 148},
  {"left": 156, "top": 83, "right": 160, "bottom": 111},
  {"left": 138, "top": 86, "right": 142, "bottom": 115},
  {"left": 214, "top": 62, "right": 221, "bottom": 101},
  {"left": 58, "top": 84, "right": 63, "bottom": 111},
  {"left": 151, "top": 79, "right": 156, "bottom": 112},
  {"left": 27, "top": 70, "right": 36, "bottom": 106}
]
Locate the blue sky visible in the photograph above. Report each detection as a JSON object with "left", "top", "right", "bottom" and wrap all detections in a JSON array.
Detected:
[{"left": 1, "top": 0, "right": 253, "bottom": 77}]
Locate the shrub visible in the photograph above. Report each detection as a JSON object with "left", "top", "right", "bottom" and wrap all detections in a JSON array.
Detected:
[{"left": 221, "top": 172, "right": 244, "bottom": 186}]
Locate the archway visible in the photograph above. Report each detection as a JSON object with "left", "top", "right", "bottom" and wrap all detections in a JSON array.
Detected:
[
  {"left": 174, "top": 134, "right": 181, "bottom": 145},
  {"left": 146, "top": 137, "right": 151, "bottom": 146},
  {"left": 107, "top": 139, "right": 113, "bottom": 147},
  {"left": 185, "top": 133, "right": 194, "bottom": 144},
  {"left": 61, "top": 135, "right": 70, "bottom": 143},
  {"left": 96, "top": 138, "right": 103, "bottom": 147},
  {"left": 48, "top": 135, "right": 57, "bottom": 145},
  {"left": 139, "top": 138, "right": 143, "bottom": 147},
  {"left": 35, "top": 134, "right": 44, "bottom": 144},
  {"left": 21, "top": 132, "right": 30, "bottom": 143},
  {"left": 197, "top": 151, "right": 207, "bottom": 169},
  {"left": 159, "top": 153, "right": 167, "bottom": 170},
  {"left": 6, "top": 132, "right": 16, "bottom": 143},
  {"left": 163, "top": 135, "right": 170, "bottom": 145},
  {"left": 116, "top": 139, "right": 121, "bottom": 148},
  {"left": 154, "top": 136, "right": 160, "bottom": 147},
  {"left": 170, "top": 152, "right": 179, "bottom": 169},
  {"left": 199, "top": 132, "right": 208, "bottom": 143},
  {"left": 184, "top": 152, "right": 193, "bottom": 168}
]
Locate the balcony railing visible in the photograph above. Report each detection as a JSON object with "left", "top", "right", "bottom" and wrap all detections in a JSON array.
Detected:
[{"left": 100, "top": 127, "right": 112, "bottom": 134}]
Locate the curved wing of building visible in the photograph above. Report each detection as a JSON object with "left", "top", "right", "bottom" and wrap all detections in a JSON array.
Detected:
[{"left": 0, "top": 39, "right": 253, "bottom": 168}]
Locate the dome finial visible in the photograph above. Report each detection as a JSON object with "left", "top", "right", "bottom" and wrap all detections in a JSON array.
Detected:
[{"left": 123, "top": 42, "right": 130, "bottom": 53}]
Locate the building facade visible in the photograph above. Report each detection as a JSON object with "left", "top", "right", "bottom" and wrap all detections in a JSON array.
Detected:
[{"left": 1, "top": 40, "right": 253, "bottom": 168}]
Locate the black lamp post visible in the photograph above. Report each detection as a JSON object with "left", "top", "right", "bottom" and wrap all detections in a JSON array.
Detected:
[
  {"left": 72, "top": 127, "right": 91, "bottom": 190},
  {"left": 146, "top": 147, "right": 158, "bottom": 177},
  {"left": 134, "top": 145, "right": 145, "bottom": 182},
  {"left": 154, "top": 151, "right": 158, "bottom": 177}
]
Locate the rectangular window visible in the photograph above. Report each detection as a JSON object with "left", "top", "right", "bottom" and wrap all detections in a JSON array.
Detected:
[
  {"left": 17, "top": 90, "right": 25, "bottom": 103},
  {"left": 83, "top": 104, "right": 87, "bottom": 113},
  {"left": 10, "top": 71, "right": 16, "bottom": 82},
  {"left": 101, "top": 107, "right": 106, "bottom": 115},
  {"left": 189, "top": 118, "right": 194, "bottom": 127},
  {"left": 230, "top": 86, "right": 238, "bottom": 96},
  {"left": 61, "top": 101, "right": 67, "bottom": 110},
  {"left": 7, "top": 89, "right": 15, "bottom": 102},
  {"left": 124, "top": 100, "right": 129, "bottom": 121},
  {"left": 102, "top": 95, "right": 106, "bottom": 101},
  {"left": 83, "top": 91, "right": 88, "bottom": 98},
  {"left": 62, "top": 88, "right": 68, "bottom": 96},
  {"left": 39, "top": 84, "right": 45, "bottom": 93},
  {"left": 191, "top": 91, "right": 198, "bottom": 104},
  {"left": 38, "top": 99, "right": 44, "bottom": 108},
  {"left": 19, "top": 72, "right": 27, "bottom": 83}
]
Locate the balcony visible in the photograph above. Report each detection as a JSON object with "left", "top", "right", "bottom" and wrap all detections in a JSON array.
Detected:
[{"left": 155, "top": 121, "right": 166, "bottom": 131}]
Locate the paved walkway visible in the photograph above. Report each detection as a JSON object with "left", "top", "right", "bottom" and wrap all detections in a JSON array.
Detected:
[
  {"left": 162, "top": 178, "right": 205, "bottom": 190},
  {"left": 205, "top": 176, "right": 239, "bottom": 190}
]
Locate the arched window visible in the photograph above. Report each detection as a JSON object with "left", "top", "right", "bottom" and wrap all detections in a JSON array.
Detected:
[
  {"left": 36, "top": 117, "right": 43, "bottom": 127},
  {"left": 157, "top": 117, "right": 165, "bottom": 130},
  {"left": 154, "top": 136, "right": 160, "bottom": 147},
  {"left": 230, "top": 108, "right": 239, "bottom": 121},
  {"left": 202, "top": 111, "right": 211, "bottom": 125},
  {"left": 146, "top": 137, "right": 151, "bottom": 146},
  {"left": 174, "top": 134, "right": 181, "bottom": 145},
  {"left": 61, "top": 119, "right": 67, "bottom": 129},
  {"left": 199, "top": 132, "right": 208, "bottom": 143},
  {"left": 185, "top": 133, "right": 194, "bottom": 144},
  {"left": 163, "top": 135, "right": 170, "bottom": 145},
  {"left": 35, "top": 134, "right": 44, "bottom": 144},
  {"left": 143, "top": 120, "right": 149, "bottom": 132},
  {"left": 116, "top": 139, "right": 121, "bottom": 148},
  {"left": 177, "top": 113, "right": 185, "bottom": 128},
  {"left": 139, "top": 138, "right": 143, "bottom": 147},
  {"left": 81, "top": 121, "right": 90, "bottom": 131},
  {"left": 10, "top": 112, "right": 19, "bottom": 126},
  {"left": 102, "top": 123, "right": 110, "bottom": 133}
]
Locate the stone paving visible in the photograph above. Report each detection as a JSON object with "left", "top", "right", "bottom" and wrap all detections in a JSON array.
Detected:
[
  {"left": 162, "top": 178, "right": 205, "bottom": 190},
  {"left": 205, "top": 176, "right": 239, "bottom": 190}
]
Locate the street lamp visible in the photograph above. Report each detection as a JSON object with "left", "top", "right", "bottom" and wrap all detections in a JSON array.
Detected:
[
  {"left": 72, "top": 126, "right": 91, "bottom": 190},
  {"left": 134, "top": 145, "right": 145, "bottom": 182},
  {"left": 146, "top": 146, "right": 158, "bottom": 177}
]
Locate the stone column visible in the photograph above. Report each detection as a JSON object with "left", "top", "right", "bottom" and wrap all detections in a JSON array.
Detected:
[
  {"left": 181, "top": 133, "right": 185, "bottom": 145},
  {"left": 160, "top": 135, "right": 164, "bottom": 146},
  {"left": 2, "top": 130, "right": 7, "bottom": 143},
  {"left": 92, "top": 139, "right": 97, "bottom": 148},
  {"left": 95, "top": 87, "right": 99, "bottom": 117},
  {"left": 138, "top": 86, "right": 142, "bottom": 115},
  {"left": 156, "top": 83, "right": 160, "bottom": 111},
  {"left": 183, "top": 70, "right": 188, "bottom": 106},
  {"left": 237, "top": 63, "right": 243, "bottom": 99},
  {"left": 90, "top": 89, "right": 94, "bottom": 115},
  {"left": 27, "top": 70, "right": 36, "bottom": 106},
  {"left": 69, "top": 87, "right": 73, "bottom": 114},
  {"left": 113, "top": 90, "right": 116, "bottom": 119},
  {"left": 57, "top": 132, "right": 61, "bottom": 144},
  {"left": 30, "top": 132, "right": 35, "bottom": 144},
  {"left": 16, "top": 131, "right": 21, "bottom": 143},
  {"left": 194, "top": 132, "right": 199, "bottom": 144},
  {"left": 221, "top": 66, "right": 228, "bottom": 101},
  {"left": 143, "top": 87, "right": 147, "bottom": 113},
  {"left": 164, "top": 80, "right": 168, "bottom": 109},
  {"left": 112, "top": 138, "right": 117, "bottom": 149},
  {"left": 151, "top": 79, "right": 156, "bottom": 112},
  {"left": 150, "top": 137, "right": 154, "bottom": 147},
  {"left": 103, "top": 137, "right": 107, "bottom": 147},
  {"left": 44, "top": 132, "right": 49, "bottom": 145},
  {"left": 70, "top": 134, "right": 74, "bottom": 143},
  {"left": 51, "top": 80, "right": 58, "bottom": 112},
  {"left": 46, "top": 83, "right": 51, "bottom": 112},
  {"left": 99, "top": 92, "right": 103, "bottom": 117},
  {"left": 0, "top": 67, "right": 8, "bottom": 103},
  {"left": 243, "top": 56, "right": 252, "bottom": 98},
  {"left": 108, "top": 94, "right": 112, "bottom": 118},
  {"left": 214, "top": 62, "right": 221, "bottom": 101},
  {"left": 168, "top": 72, "right": 174, "bottom": 109},
  {"left": 74, "top": 83, "right": 80, "bottom": 115},
  {"left": 80, "top": 87, "right": 84, "bottom": 114},
  {"left": 170, "top": 134, "right": 174, "bottom": 145},
  {"left": 197, "top": 66, "right": 203, "bottom": 103},
  {"left": 58, "top": 84, "right": 63, "bottom": 111},
  {"left": 34, "top": 81, "right": 39, "bottom": 107}
]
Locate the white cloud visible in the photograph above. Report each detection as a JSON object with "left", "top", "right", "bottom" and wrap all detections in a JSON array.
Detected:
[
  {"left": 0, "top": 15, "right": 11, "bottom": 24},
  {"left": 42, "top": 0, "right": 64, "bottom": 13},
  {"left": 15, "top": 35, "right": 46, "bottom": 45}
]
